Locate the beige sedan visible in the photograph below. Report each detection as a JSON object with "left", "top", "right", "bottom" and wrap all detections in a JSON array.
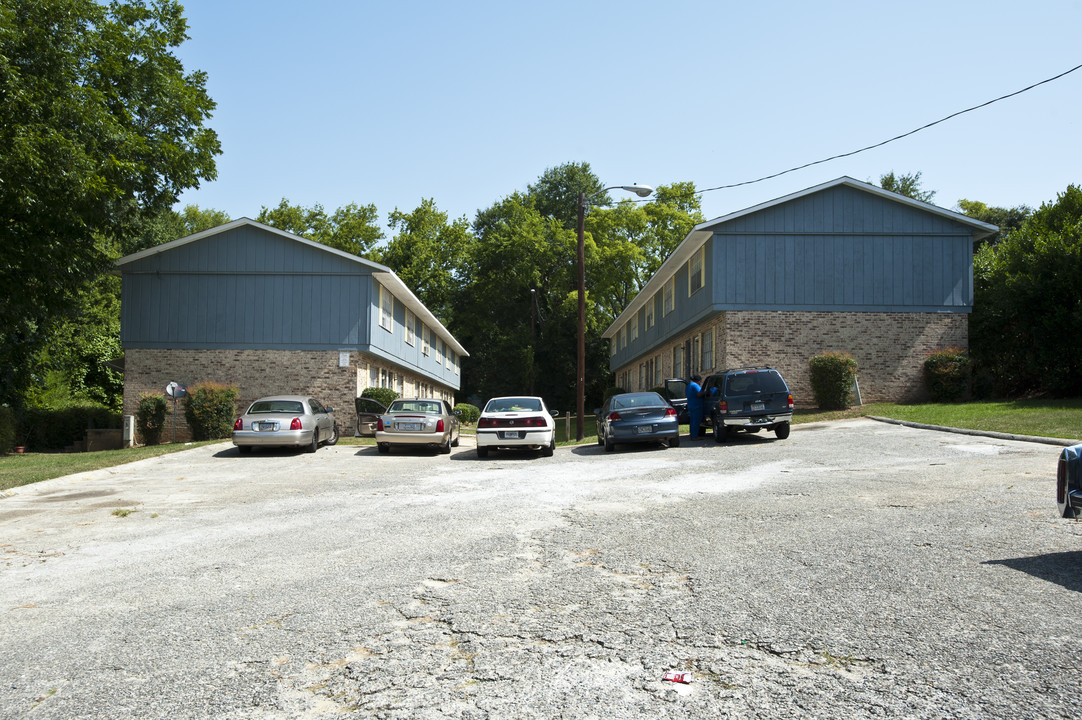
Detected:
[{"left": 375, "top": 398, "right": 460, "bottom": 454}]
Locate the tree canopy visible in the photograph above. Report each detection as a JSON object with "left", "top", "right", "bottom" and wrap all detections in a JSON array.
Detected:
[
  {"left": 971, "top": 184, "right": 1082, "bottom": 396},
  {"left": 256, "top": 199, "right": 384, "bottom": 257},
  {"left": 0, "top": 0, "right": 220, "bottom": 406},
  {"left": 878, "top": 171, "right": 936, "bottom": 203}
]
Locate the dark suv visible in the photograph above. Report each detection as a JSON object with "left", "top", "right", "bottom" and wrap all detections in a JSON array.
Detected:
[{"left": 699, "top": 367, "right": 793, "bottom": 442}]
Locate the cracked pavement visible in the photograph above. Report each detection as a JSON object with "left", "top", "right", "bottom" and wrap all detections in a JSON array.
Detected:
[{"left": 1, "top": 419, "right": 1080, "bottom": 718}]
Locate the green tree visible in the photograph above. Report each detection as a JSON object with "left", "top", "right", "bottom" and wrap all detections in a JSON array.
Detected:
[
  {"left": 257, "top": 199, "right": 383, "bottom": 257},
  {"left": 0, "top": 0, "right": 221, "bottom": 407},
  {"left": 376, "top": 199, "right": 472, "bottom": 322},
  {"left": 971, "top": 184, "right": 1082, "bottom": 396},
  {"left": 456, "top": 192, "right": 574, "bottom": 406},
  {"left": 587, "top": 182, "right": 704, "bottom": 319},
  {"left": 957, "top": 199, "right": 1031, "bottom": 248},
  {"left": 526, "top": 161, "right": 608, "bottom": 229},
  {"left": 878, "top": 171, "right": 936, "bottom": 203}
]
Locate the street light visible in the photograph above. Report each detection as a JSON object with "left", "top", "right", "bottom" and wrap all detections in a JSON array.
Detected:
[{"left": 575, "top": 184, "right": 653, "bottom": 441}]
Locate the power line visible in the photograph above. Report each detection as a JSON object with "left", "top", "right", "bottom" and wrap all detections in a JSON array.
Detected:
[{"left": 692, "top": 62, "right": 1082, "bottom": 196}]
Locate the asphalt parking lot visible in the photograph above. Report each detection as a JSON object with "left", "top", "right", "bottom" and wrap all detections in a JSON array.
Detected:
[{"left": 1, "top": 419, "right": 1080, "bottom": 719}]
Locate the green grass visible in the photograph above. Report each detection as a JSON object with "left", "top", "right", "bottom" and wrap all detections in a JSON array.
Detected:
[{"left": 0, "top": 441, "right": 224, "bottom": 493}]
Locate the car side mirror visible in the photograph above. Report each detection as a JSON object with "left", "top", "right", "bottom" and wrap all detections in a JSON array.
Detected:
[
  {"left": 550, "top": 410, "right": 559, "bottom": 417},
  {"left": 592, "top": 408, "right": 600, "bottom": 415}
]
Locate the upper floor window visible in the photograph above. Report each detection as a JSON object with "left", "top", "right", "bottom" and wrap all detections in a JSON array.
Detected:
[
  {"left": 422, "top": 324, "right": 430, "bottom": 355},
  {"left": 689, "top": 246, "right": 704, "bottom": 295},
  {"left": 646, "top": 294, "right": 656, "bottom": 329},
  {"left": 663, "top": 277, "right": 674, "bottom": 315},
  {"left": 436, "top": 338, "right": 443, "bottom": 365},
  {"left": 632, "top": 311, "right": 640, "bottom": 341},
  {"left": 379, "top": 285, "right": 393, "bottom": 331},
  {"left": 619, "top": 326, "right": 627, "bottom": 349},
  {"left": 405, "top": 309, "right": 416, "bottom": 345}
]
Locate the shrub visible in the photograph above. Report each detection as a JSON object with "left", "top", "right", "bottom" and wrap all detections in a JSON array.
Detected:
[
  {"left": 20, "top": 402, "right": 121, "bottom": 451},
  {"left": 361, "top": 387, "right": 399, "bottom": 408},
  {"left": 453, "top": 403, "right": 480, "bottom": 424},
  {"left": 809, "top": 352, "right": 858, "bottom": 410},
  {"left": 0, "top": 405, "right": 14, "bottom": 453},
  {"left": 183, "top": 382, "right": 239, "bottom": 440},
  {"left": 136, "top": 394, "right": 169, "bottom": 446},
  {"left": 924, "top": 347, "right": 971, "bottom": 402}
]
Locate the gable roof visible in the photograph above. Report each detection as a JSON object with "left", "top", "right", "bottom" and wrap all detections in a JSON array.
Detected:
[
  {"left": 602, "top": 176, "right": 998, "bottom": 338},
  {"left": 117, "top": 217, "right": 468, "bottom": 357}
]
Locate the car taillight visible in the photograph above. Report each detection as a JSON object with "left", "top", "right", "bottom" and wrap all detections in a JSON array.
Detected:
[
  {"left": 608, "top": 412, "right": 622, "bottom": 421},
  {"left": 234, "top": 418, "right": 243, "bottom": 430},
  {"left": 526, "top": 416, "right": 547, "bottom": 426},
  {"left": 664, "top": 408, "right": 677, "bottom": 417},
  {"left": 718, "top": 401, "right": 728, "bottom": 414},
  {"left": 290, "top": 417, "right": 302, "bottom": 430},
  {"left": 436, "top": 419, "right": 445, "bottom": 432},
  {"left": 786, "top": 394, "right": 794, "bottom": 410},
  {"left": 478, "top": 417, "right": 496, "bottom": 428},
  {"left": 377, "top": 417, "right": 384, "bottom": 432}
]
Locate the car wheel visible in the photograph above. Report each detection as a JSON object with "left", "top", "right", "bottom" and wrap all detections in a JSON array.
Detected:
[
  {"left": 451, "top": 432, "right": 459, "bottom": 448},
  {"left": 377, "top": 442, "right": 390, "bottom": 454},
  {"left": 440, "top": 438, "right": 452, "bottom": 454},
  {"left": 713, "top": 417, "right": 728, "bottom": 443},
  {"left": 596, "top": 430, "right": 604, "bottom": 446},
  {"left": 238, "top": 445, "right": 252, "bottom": 455},
  {"left": 542, "top": 438, "right": 554, "bottom": 457},
  {"left": 306, "top": 431, "right": 319, "bottom": 453},
  {"left": 324, "top": 422, "right": 339, "bottom": 446},
  {"left": 477, "top": 446, "right": 489, "bottom": 458},
  {"left": 1058, "top": 452, "right": 1078, "bottom": 518},
  {"left": 604, "top": 435, "right": 615, "bottom": 452},
  {"left": 669, "top": 435, "right": 680, "bottom": 448},
  {"left": 775, "top": 422, "right": 791, "bottom": 440}
]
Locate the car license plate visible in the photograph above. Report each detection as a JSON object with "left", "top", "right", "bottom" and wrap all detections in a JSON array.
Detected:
[
  {"left": 635, "top": 425, "right": 652, "bottom": 434},
  {"left": 398, "top": 423, "right": 422, "bottom": 431},
  {"left": 258, "top": 422, "right": 277, "bottom": 431},
  {"left": 751, "top": 403, "right": 765, "bottom": 411},
  {"left": 499, "top": 431, "right": 523, "bottom": 440}
]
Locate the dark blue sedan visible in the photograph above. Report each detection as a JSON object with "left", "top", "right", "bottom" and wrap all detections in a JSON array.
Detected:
[{"left": 595, "top": 392, "right": 680, "bottom": 452}]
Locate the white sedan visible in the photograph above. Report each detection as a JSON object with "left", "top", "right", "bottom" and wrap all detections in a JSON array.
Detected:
[{"left": 475, "top": 396, "right": 557, "bottom": 458}]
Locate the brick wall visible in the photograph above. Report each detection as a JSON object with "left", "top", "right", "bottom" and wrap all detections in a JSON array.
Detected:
[
  {"left": 724, "top": 311, "right": 968, "bottom": 404},
  {"left": 123, "top": 349, "right": 456, "bottom": 442},
  {"left": 614, "top": 311, "right": 968, "bottom": 406}
]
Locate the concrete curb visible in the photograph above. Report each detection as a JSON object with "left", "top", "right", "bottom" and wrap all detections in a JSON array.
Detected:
[{"left": 864, "top": 415, "right": 1080, "bottom": 447}]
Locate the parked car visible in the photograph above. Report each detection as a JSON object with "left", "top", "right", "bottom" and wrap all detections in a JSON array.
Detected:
[
  {"left": 476, "top": 396, "right": 557, "bottom": 458},
  {"left": 660, "top": 378, "right": 690, "bottom": 424},
  {"left": 232, "top": 395, "right": 338, "bottom": 454},
  {"left": 595, "top": 391, "right": 680, "bottom": 452},
  {"left": 375, "top": 398, "right": 460, "bottom": 454},
  {"left": 1056, "top": 444, "right": 1082, "bottom": 518},
  {"left": 700, "top": 367, "right": 794, "bottom": 442},
  {"left": 355, "top": 397, "right": 387, "bottom": 437}
]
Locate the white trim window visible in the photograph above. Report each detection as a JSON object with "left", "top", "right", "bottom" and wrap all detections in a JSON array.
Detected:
[
  {"left": 663, "top": 277, "right": 674, "bottom": 316},
  {"left": 436, "top": 338, "right": 443, "bottom": 365},
  {"left": 654, "top": 354, "right": 662, "bottom": 386},
  {"left": 632, "top": 311, "right": 640, "bottom": 342},
  {"left": 422, "top": 324, "right": 431, "bottom": 355},
  {"left": 619, "top": 326, "right": 627, "bottom": 350},
  {"left": 646, "top": 293, "right": 656, "bottom": 330},
  {"left": 405, "top": 309, "right": 416, "bottom": 345},
  {"left": 379, "top": 284, "right": 393, "bottom": 332},
  {"left": 702, "top": 328, "right": 714, "bottom": 371},
  {"left": 610, "top": 338, "right": 617, "bottom": 357},
  {"left": 689, "top": 246, "right": 704, "bottom": 295},
  {"left": 673, "top": 345, "right": 684, "bottom": 379}
]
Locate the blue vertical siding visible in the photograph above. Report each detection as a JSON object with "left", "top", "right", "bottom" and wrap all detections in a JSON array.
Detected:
[{"left": 120, "top": 224, "right": 461, "bottom": 387}]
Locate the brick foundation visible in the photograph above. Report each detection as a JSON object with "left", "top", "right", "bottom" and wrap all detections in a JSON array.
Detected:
[
  {"left": 123, "top": 349, "right": 457, "bottom": 442},
  {"left": 615, "top": 311, "right": 968, "bottom": 405}
]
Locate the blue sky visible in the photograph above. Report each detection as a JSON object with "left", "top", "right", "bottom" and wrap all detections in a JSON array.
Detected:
[{"left": 174, "top": 0, "right": 1082, "bottom": 230}]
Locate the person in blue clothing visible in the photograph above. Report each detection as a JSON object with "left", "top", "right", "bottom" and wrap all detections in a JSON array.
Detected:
[{"left": 686, "top": 374, "right": 705, "bottom": 439}]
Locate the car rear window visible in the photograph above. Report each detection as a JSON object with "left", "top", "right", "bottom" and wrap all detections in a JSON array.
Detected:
[
  {"left": 249, "top": 400, "right": 304, "bottom": 414},
  {"left": 726, "top": 371, "right": 787, "bottom": 395},
  {"left": 486, "top": 398, "right": 542, "bottom": 413},
  {"left": 390, "top": 401, "right": 441, "bottom": 414},
  {"left": 612, "top": 393, "right": 666, "bottom": 409}
]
